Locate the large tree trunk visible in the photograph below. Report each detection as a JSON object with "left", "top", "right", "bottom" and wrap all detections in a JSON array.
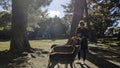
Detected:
[
  {"left": 10, "top": 0, "right": 31, "bottom": 54},
  {"left": 70, "top": 0, "right": 86, "bottom": 37},
  {"left": 84, "top": 0, "right": 91, "bottom": 38}
]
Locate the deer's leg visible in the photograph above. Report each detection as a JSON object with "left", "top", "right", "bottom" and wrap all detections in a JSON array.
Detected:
[
  {"left": 57, "top": 63, "right": 60, "bottom": 68},
  {"left": 70, "top": 63, "right": 73, "bottom": 68},
  {"left": 73, "top": 63, "right": 76, "bottom": 68},
  {"left": 47, "top": 62, "right": 51, "bottom": 68},
  {"left": 65, "top": 63, "right": 68, "bottom": 68},
  {"left": 47, "top": 59, "right": 51, "bottom": 68},
  {"left": 70, "top": 62, "right": 76, "bottom": 68},
  {"left": 50, "top": 61, "right": 57, "bottom": 68}
]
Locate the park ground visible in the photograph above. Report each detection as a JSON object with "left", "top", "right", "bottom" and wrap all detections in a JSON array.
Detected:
[{"left": 0, "top": 39, "right": 120, "bottom": 68}]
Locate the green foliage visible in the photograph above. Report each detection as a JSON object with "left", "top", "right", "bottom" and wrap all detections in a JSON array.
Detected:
[
  {"left": 0, "top": 11, "right": 11, "bottom": 30},
  {"left": 61, "top": 0, "right": 75, "bottom": 35},
  {"left": 63, "top": 0, "right": 120, "bottom": 35},
  {"left": 26, "top": 0, "right": 52, "bottom": 32},
  {"left": 87, "top": 0, "right": 120, "bottom": 32},
  {"left": 0, "top": 0, "right": 52, "bottom": 32},
  {"left": 27, "top": 9, "right": 49, "bottom": 32},
  {"left": 28, "top": 16, "right": 69, "bottom": 39},
  {"left": 114, "top": 27, "right": 120, "bottom": 32},
  {"left": 28, "top": 0, "right": 52, "bottom": 10},
  {"left": 62, "top": 0, "right": 74, "bottom": 13}
]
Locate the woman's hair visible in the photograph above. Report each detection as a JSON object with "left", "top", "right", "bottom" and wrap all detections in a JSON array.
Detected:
[
  {"left": 78, "top": 20, "right": 87, "bottom": 27},
  {"left": 79, "top": 22, "right": 85, "bottom": 26}
]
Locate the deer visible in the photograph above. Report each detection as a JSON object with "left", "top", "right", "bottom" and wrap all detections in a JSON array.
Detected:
[{"left": 47, "top": 36, "right": 81, "bottom": 68}]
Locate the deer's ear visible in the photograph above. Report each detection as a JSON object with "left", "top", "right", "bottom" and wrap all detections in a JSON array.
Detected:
[{"left": 51, "top": 44, "right": 57, "bottom": 48}]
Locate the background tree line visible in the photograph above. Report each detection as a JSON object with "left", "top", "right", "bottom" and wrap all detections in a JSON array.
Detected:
[
  {"left": 0, "top": 0, "right": 70, "bottom": 40},
  {"left": 0, "top": 0, "right": 120, "bottom": 41},
  {"left": 0, "top": 11, "right": 70, "bottom": 40}
]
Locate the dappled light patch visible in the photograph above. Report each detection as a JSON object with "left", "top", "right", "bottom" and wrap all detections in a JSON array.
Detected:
[
  {"left": 0, "top": 48, "right": 48, "bottom": 68},
  {"left": 89, "top": 45, "right": 120, "bottom": 63}
]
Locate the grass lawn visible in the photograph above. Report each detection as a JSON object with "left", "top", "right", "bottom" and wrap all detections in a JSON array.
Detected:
[
  {"left": 0, "top": 39, "right": 67, "bottom": 51},
  {"left": 0, "top": 41, "right": 10, "bottom": 51}
]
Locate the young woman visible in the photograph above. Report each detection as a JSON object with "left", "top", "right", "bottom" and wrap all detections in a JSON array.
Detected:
[{"left": 75, "top": 21, "right": 89, "bottom": 64}]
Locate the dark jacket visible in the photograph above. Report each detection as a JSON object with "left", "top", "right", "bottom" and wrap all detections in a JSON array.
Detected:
[{"left": 76, "top": 27, "right": 88, "bottom": 49}]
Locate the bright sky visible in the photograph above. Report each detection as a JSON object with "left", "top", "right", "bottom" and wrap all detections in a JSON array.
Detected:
[
  {"left": 47, "top": 0, "right": 70, "bottom": 18},
  {"left": 116, "top": 20, "right": 120, "bottom": 27},
  {"left": 0, "top": 6, "right": 3, "bottom": 11},
  {"left": 0, "top": 0, "right": 70, "bottom": 18}
]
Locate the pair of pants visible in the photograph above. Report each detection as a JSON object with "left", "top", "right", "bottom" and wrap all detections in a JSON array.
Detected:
[{"left": 78, "top": 48, "right": 86, "bottom": 61}]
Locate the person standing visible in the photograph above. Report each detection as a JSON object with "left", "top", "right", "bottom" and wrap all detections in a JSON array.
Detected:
[{"left": 75, "top": 21, "right": 89, "bottom": 64}]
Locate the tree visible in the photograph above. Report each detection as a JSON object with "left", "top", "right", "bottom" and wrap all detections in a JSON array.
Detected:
[
  {"left": 64, "top": 0, "right": 120, "bottom": 38},
  {"left": 87, "top": 0, "right": 120, "bottom": 37},
  {"left": 10, "top": 0, "right": 32, "bottom": 54},
  {"left": 27, "top": 9, "right": 49, "bottom": 32},
  {"left": 62, "top": 0, "right": 88, "bottom": 37},
  {"left": 10, "top": 0, "right": 52, "bottom": 54},
  {"left": 70, "top": 0, "right": 87, "bottom": 37},
  {"left": 62, "top": 0, "right": 74, "bottom": 36},
  {"left": 0, "top": 0, "right": 52, "bottom": 33}
]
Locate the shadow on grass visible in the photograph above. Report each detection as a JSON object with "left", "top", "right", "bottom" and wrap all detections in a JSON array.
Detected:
[
  {"left": 0, "top": 50, "right": 16, "bottom": 68},
  {"left": 76, "top": 63, "right": 90, "bottom": 68},
  {"left": 89, "top": 46, "right": 120, "bottom": 56},
  {"left": 116, "top": 43, "right": 120, "bottom": 46},
  {"left": 0, "top": 39, "right": 9, "bottom": 42},
  {"left": 0, "top": 48, "right": 49, "bottom": 68},
  {"left": 86, "top": 47, "right": 120, "bottom": 68}
]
